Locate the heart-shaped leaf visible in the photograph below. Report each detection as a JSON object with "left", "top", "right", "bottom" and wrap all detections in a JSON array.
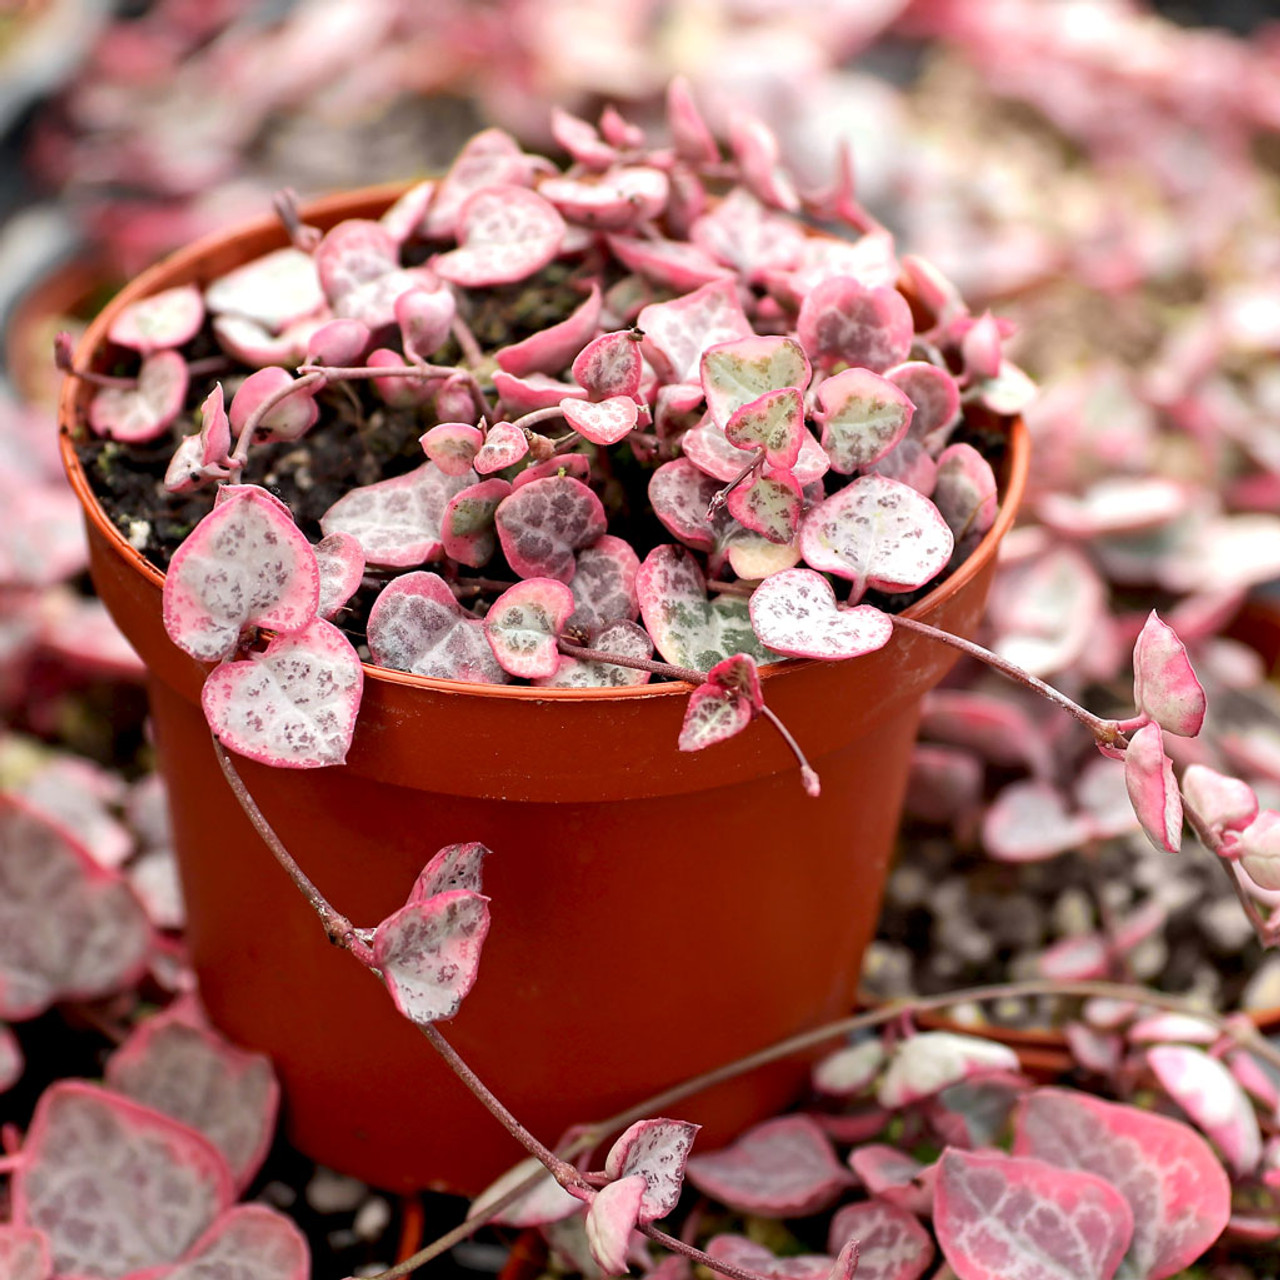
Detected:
[
  {"left": 828, "top": 1199, "right": 935, "bottom": 1280},
  {"left": 1238, "top": 811, "right": 1280, "bottom": 891},
  {"left": 468, "top": 1156, "right": 581, "bottom": 1228},
  {"left": 11, "top": 1081, "right": 234, "bottom": 1278},
  {"left": 440, "top": 478, "right": 513, "bottom": 568},
  {"left": 1132, "top": 612, "right": 1206, "bottom": 738},
  {"left": 229, "top": 367, "right": 319, "bottom": 444},
  {"left": 722, "top": 527, "right": 803, "bottom": 581},
  {"left": 887, "top": 361, "right": 961, "bottom": 445},
  {"left": 636, "top": 544, "right": 772, "bottom": 670},
  {"left": 162, "top": 1204, "right": 310, "bottom": 1280},
  {"left": 725, "top": 389, "right": 806, "bottom": 470},
  {"left": 321, "top": 462, "right": 477, "bottom": 568},
  {"left": 434, "top": 186, "right": 566, "bottom": 287},
  {"left": 421, "top": 422, "right": 485, "bottom": 476},
  {"left": 1179, "top": 766, "right": 1257, "bottom": 836},
  {"left": 163, "top": 485, "right": 319, "bottom": 663},
  {"left": 1124, "top": 723, "right": 1183, "bottom": 854},
  {"left": 313, "top": 531, "right": 366, "bottom": 620},
  {"left": 109, "top": 284, "right": 205, "bottom": 355},
  {"left": 373, "top": 889, "right": 491, "bottom": 1025},
  {"left": 550, "top": 107, "right": 617, "bottom": 168},
  {"left": 496, "top": 284, "right": 603, "bottom": 377},
  {"left": 201, "top": 618, "right": 364, "bottom": 768},
  {"left": 798, "top": 277, "right": 915, "bottom": 374},
  {"left": 1147, "top": 1046, "right": 1261, "bottom": 1177},
  {"left": 933, "top": 445, "right": 998, "bottom": 550},
  {"left": 475, "top": 421, "right": 531, "bottom": 474},
  {"left": 748, "top": 568, "right": 892, "bottom": 660},
  {"left": 679, "top": 681, "right": 754, "bottom": 752},
  {"left": 877, "top": 1033, "right": 1020, "bottom": 1109},
  {"left": 935, "top": 1148, "right": 1133, "bottom": 1280},
  {"left": 638, "top": 278, "right": 753, "bottom": 384},
  {"left": 494, "top": 370, "right": 587, "bottom": 415},
  {"left": 585, "top": 1174, "right": 647, "bottom": 1275},
  {"left": 366, "top": 348, "right": 437, "bottom": 408},
  {"left": 537, "top": 620, "right": 654, "bottom": 689},
  {"left": 701, "top": 336, "right": 811, "bottom": 431},
  {"left": 604, "top": 1118, "right": 700, "bottom": 1223},
  {"left": 648, "top": 457, "right": 732, "bottom": 553},
  {"left": 484, "top": 579, "right": 575, "bottom": 679},
  {"left": 396, "top": 285, "right": 456, "bottom": 362},
  {"left": 0, "top": 796, "right": 150, "bottom": 1020},
  {"left": 1014, "top": 1087, "right": 1231, "bottom": 1280},
  {"left": 961, "top": 312, "right": 1003, "bottom": 382},
  {"left": 812, "top": 1040, "right": 886, "bottom": 1097},
  {"left": 609, "top": 234, "right": 733, "bottom": 291},
  {"left": 0, "top": 1226, "right": 49, "bottom": 1280},
  {"left": 981, "top": 780, "right": 1090, "bottom": 862},
  {"left": 567, "top": 535, "right": 640, "bottom": 632},
  {"left": 206, "top": 247, "right": 324, "bottom": 333},
  {"left": 727, "top": 468, "right": 804, "bottom": 544},
  {"left": 706, "top": 1236, "right": 833, "bottom": 1280},
  {"left": 213, "top": 312, "right": 327, "bottom": 370},
  {"left": 685, "top": 1115, "right": 850, "bottom": 1218},
  {"left": 412, "top": 842, "right": 491, "bottom": 902},
  {"left": 367, "top": 572, "right": 508, "bottom": 684},
  {"left": 423, "top": 128, "right": 538, "bottom": 239},
  {"left": 88, "top": 350, "right": 189, "bottom": 443},
  {"left": 105, "top": 1001, "right": 279, "bottom": 1192},
  {"left": 562, "top": 395, "right": 639, "bottom": 446},
  {"left": 494, "top": 476, "right": 607, "bottom": 582},
  {"left": 314, "top": 218, "right": 398, "bottom": 310},
  {"left": 800, "top": 476, "right": 953, "bottom": 603},
  {"left": 542, "top": 167, "right": 670, "bottom": 230},
  {"left": 573, "top": 330, "right": 644, "bottom": 400},
  {"left": 816, "top": 367, "right": 914, "bottom": 475}
]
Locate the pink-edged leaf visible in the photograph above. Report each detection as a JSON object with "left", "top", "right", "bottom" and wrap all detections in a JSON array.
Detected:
[
  {"left": 692, "top": 188, "right": 805, "bottom": 284},
  {"left": 468, "top": 1156, "right": 580, "bottom": 1228},
  {"left": 421, "top": 422, "right": 484, "bottom": 476},
  {"left": 973, "top": 361, "right": 1036, "bottom": 416},
  {"left": 637, "top": 544, "right": 772, "bottom": 670},
  {"left": 105, "top": 1002, "right": 279, "bottom": 1192},
  {"left": 829, "top": 1238, "right": 861, "bottom": 1280},
  {"left": 858, "top": 438, "right": 939, "bottom": 496},
  {"left": 961, "top": 312, "right": 1003, "bottom": 382},
  {"left": 812, "top": 1040, "right": 886, "bottom": 1097},
  {"left": 15, "top": 755, "right": 131, "bottom": 871},
  {"left": 573, "top": 330, "right": 644, "bottom": 400},
  {"left": 0, "top": 1022, "right": 24, "bottom": 1092},
  {"left": 109, "top": 284, "right": 204, "bottom": 355},
  {"left": 1180, "top": 765, "right": 1257, "bottom": 835},
  {"left": 12, "top": 1081, "right": 234, "bottom": 1278},
  {"left": 816, "top": 368, "right": 914, "bottom": 474},
  {"left": 1037, "top": 478, "right": 1190, "bottom": 540},
  {"left": 1066, "top": 1025, "right": 1124, "bottom": 1076},
  {"left": 1015, "top": 1087, "right": 1230, "bottom": 1280},
  {"left": 728, "top": 111, "right": 798, "bottom": 212},
  {"left": 933, "top": 445, "right": 998, "bottom": 549},
  {"left": 197, "top": 383, "right": 231, "bottom": 467},
  {"left": 366, "top": 348, "right": 437, "bottom": 408},
  {"left": 495, "top": 285, "right": 603, "bottom": 378},
  {"left": 1132, "top": 612, "right": 1206, "bottom": 738},
  {"left": 1239, "top": 811, "right": 1280, "bottom": 890},
  {"left": 161, "top": 1204, "right": 309, "bottom": 1280},
  {"left": 666, "top": 76, "right": 720, "bottom": 165},
  {"left": 679, "top": 682, "right": 754, "bottom": 752},
  {"left": 848, "top": 1147, "right": 926, "bottom": 1197},
  {"left": 166, "top": 433, "right": 215, "bottom": 494},
  {"left": 685, "top": 1116, "right": 850, "bottom": 1218},
  {"left": 681, "top": 416, "right": 762, "bottom": 484},
  {"left": 798, "top": 278, "right": 915, "bottom": 375},
  {"left": 212, "top": 312, "right": 326, "bottom": 370},
  {"left": 494, "top": 476, "right": 607, "bottom": 582},
  {"left": 379, "top": 177, "right": 436, "bottom": 243},
  {"left": 1036, "top": 935, "right": 1110, "bottom": 983},
  {"left": 877, "top": 1033, "right": 1020, "bottom": 1109},
  {"left": 313, "top": 531, "right": 365, "bottom": 620},
  {"left": 1124, "top": 723, "right": 1183, "bottom": 854},
  {"left": 423, "top": 128, "right": 539, "bottom": 239},
  {"left": 725, "top": 390, "right": 806, "bottom": 472},
  {"left": 0, "top": 1226, "right": 49, "bottom": 1280},
  {"left": 727, "top": 468, "right": 804, "bottom": 545},
  {"left": 722, "top": 527, "right": 803, "bottom": 581},
  {"left": 484, "top": 578, "right": 575, "bottom": 679},
  {"left": 537, "top": 620, "right": 653, "bottom": 689},
  {"left": 367, "top": 572, "right": 508, "bottom": 684},
  {"left": 608, "top": 235, "right": 733, "bottom": 292},
  {"left": 373, "top": 888, "right": 490, "bottom": 1025},
  {"left": 202, "top": 618, "right": 363, "bottom": 768},
  {"left": 748, "top": 568, "right": 892, "bottom": 661},
  {"left": 440, "top": 478, "right": 513, "bottom": 569},
  {"left": 585, "top": 1175, "right": 646, "bottom": 1275},
  {"left": 320, "top": 461, "right": 476, "bottom": 568},
  {"left": 828, "top": 1199, "right": 935, "bottom": 1280},
  {"left": 228, "top": 366, "right": 319, "bottom": 444},
  {"left": 887, "top": 362, "right": 961, "bottom": 444},
  {"left": 314, "top": 218, "right": 398, "bottom": 311},
  {"left": 568, "top": 535, "right": 640, "bottom": 631},
  {"left": 88, "top": 349, "right": 189, "bottom": 443},
  {"left": 494, "top": 370, "right": 588, "bottom": 415},
  {"left": 512, "top": 454, "right": 593, "bottom": 489},
  {"left": 604, "top": 1118, "right": 700, "bottom": 1223},
  {"left": 434, "top": 186, "right": 565, "bottom": 288},
  {"left": 541, "top": 167, "right": 670, "bottom": 231},
  {"left": 163, "top": 485, "right": 318, "bottom": 662},
  {"left": 396, "top": 285, "right": 456, "bottom": 362},
  {"left": 205, "top": 247, "right": 324, "bottom": 333},
  {"left": 935, "top": 1149, "right": 1133, "bottom": 1280},
  {"left": 981, "top": 781, "right": 1089, "bottom": 862},
  {"left": 1147, "top": 1045, "right": 1261, "bottom": 1177},
  {"left": 562, "top": 396, "right": 639, "bottom": 446},
  {"left": 800, "top": 476, "right": 953, "bottom": 603},
  {"left": 638, "top": 279, "right": 752, "bottom": 384},
  {"left": 0, "top": 796, "right": 150, "bottom": 1018},
  {"left": 706, "top": 1236, "right": 833, "bottom": 1280},
  {"left": 411, "top": 842, "right": 490, "bottom": 902},
  {"left": 1229, "top": 1049, "right": 1280, "bottom": 1111},
  {"left": 706, "top": 651, "right": 763, "bottom": 709},
  {"left": 550, "top": 107, "right": 617, "bottom": 169},
  {"left": 649, "top": 457, "right": 730, "bottom": 553},
  {"left": 474, "top": 421, "right": 531, "bottom": 475},
  {"left": 701, "top": 336, "right": 810, "bottom": 432}
]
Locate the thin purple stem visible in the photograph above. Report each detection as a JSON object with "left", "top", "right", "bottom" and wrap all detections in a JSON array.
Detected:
[
  {"left": 450, "top": 313, "right": 485, "bottom": 368},
  {"left": 638, "top": 1224, "right": 774, "bottom": 1280},
  {"left": 1182, "top": 791, "right": 1271, "bottom": 943},
  {"left": 557, "top": 640, "right": 702, "bottom": 685},
  {"left": 511, "top": 405, "right": 568, "bottom": 433},
  {"left": 707, "top": 449, "right": 764, "bottom": 517},
  {"left": 758, "top": 705, "right": 820, "bottom": 796}
]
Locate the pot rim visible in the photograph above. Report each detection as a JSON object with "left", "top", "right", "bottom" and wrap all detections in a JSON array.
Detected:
[{"left": 58, "top": 183, "right": 1030, "bottom": 704}]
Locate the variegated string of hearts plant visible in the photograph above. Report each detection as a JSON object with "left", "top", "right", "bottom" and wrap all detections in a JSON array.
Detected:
[{"left": 50, "top": 81, "right": 1280, "bottom": 1280}]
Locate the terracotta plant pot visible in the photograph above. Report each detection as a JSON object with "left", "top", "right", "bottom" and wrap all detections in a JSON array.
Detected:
[{"left": 59, "top": 187, "right": 1030, "bottom": 1194}]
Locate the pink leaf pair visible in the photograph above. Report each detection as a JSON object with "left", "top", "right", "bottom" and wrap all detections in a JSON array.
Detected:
[
  {"left": 749, "top": 569, "right": 892, "bottom": 661},
  {"left": 678, "top": 654, "right": 763, "bottom": 752}
]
